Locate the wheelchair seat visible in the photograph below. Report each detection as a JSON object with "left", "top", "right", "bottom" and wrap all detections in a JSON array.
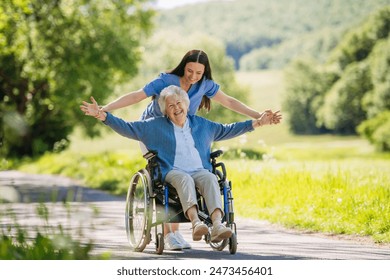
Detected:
[{"left": 125, "top": 149, "right": 237, "bottom": 255}]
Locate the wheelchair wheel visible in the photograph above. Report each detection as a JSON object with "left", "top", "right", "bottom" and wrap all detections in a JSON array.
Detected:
[
  {"left": 156, "top": 232, "right": 164, "bottom": 255},
  {"left": 229, "top": 233, "right": 237, "bottom": 254},
  {"left": 210, "top": 238, "right": 228, "bottom": 251},
  {"left": 207, "top": 226, "right": 228, "bottom": 251},
  {"left": 125, "top": 169, "right": 152, "bottom": 252}
]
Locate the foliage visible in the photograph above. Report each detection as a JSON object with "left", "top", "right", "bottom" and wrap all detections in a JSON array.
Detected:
[
  {"left": 358, "top": 111, "right": 390, "bottom": 152},
  {"left": 221, "top": 148, "right": 265, "bottom": 160},
  {"left": 328, "top": 5, "right": 390, "bottom": 70},
  {"left": 18, "top": 151, "right": 145, "bottom": 195},
  {"left": 363, "top": 37, "right": 390, "bottom": 118},
  {"left": 240, "top": 27, "right": 342, "bottom": 70},
  {"left": 0, "top": 0, "right": 154, "bottom": 158},
  {"left": 317, "top": 62, "right": 371, "bottom": 134},
  {"left": 156, "top": 0, "right": 389, "bottom": 70},
  {"left": 282, "top": 6, "right": 390, "bottom": 138},
  {"left": 0, "top": 229, "right": 93, "bottom": 260},
  {"left": 0, "top": 203, "right": 107, "bottom": 260},
  {"left": 282, "top": 59, "right": 336, "bottom": 134}
]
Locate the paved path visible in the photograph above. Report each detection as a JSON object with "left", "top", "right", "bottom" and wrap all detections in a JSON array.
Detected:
[{"left": 1, "top": 170, "right": 389, "bottom": 260}]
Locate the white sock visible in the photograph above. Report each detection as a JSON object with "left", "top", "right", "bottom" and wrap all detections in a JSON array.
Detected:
[
  {"left": 212, "top": 219, "right": 221, "bottom": 228},
  {"left": 192, "top": 218, "right": 201, "bottom": 228}
]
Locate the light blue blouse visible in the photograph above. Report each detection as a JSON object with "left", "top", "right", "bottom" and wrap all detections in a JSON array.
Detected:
[{"left": 172, "top": 119, "right": 204, "bottom": 175}]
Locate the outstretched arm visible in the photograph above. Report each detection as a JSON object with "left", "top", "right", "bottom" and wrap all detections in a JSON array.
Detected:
[
  {"left": 80, "top": 89, "right": 148, "bottom": 116},
  {"left": 213, "top": 89, "right": 268, "bottom": 119},
  {"left": 101, "top": 89, "right": 148, "bottom": 112},
  {"left": 80, "top": 97, "right": 145, "bottom": 141}
]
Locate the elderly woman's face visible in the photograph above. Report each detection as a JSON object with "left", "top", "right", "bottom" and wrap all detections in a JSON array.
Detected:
[{"left": 165, "top": 95, "right": 188, "bottom": 127}]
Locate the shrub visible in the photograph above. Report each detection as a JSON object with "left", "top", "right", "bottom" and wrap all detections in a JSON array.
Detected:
[{"left": 358, "top": 111, "right": 390, "bottom": 152}]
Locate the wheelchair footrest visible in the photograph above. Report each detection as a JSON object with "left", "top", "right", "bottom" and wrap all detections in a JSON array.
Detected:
[{"left": 198, "top": 211, "right": 212, "bottom": 226}]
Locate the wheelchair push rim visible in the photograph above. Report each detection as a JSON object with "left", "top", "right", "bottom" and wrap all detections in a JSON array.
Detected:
[{"left": 125, "top": 169, "right": 152, "bottom": 252}]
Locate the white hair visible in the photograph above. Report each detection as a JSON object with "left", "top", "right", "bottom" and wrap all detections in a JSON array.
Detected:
[{"left": 158, "top": 85, "right": 190, "bottom": 115}]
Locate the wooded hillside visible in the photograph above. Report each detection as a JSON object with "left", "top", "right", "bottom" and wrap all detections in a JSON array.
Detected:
[{"left": 156, "top": 0, "right": 390, "bottom": 70}]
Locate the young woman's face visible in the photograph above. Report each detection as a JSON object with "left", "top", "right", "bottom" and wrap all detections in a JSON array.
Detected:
[
  {"left": 183, "top": 62, "right": 205, "bottom": 85},
  {"left": 165, "top": 95, "right": 188, "bottom": 127}
]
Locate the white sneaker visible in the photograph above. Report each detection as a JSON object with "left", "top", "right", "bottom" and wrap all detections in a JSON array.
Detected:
[
  {"left": 164, "top": 232, "right": 183, "bottom": 250},
  {"left": 174, "top": 231, "right": 192, "bottom": 249}
]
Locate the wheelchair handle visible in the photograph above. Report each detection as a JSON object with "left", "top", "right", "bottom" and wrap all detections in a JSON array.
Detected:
[
  {"left": 144, "top": 150, "right": 163, "bottom": 188},
  {"left": 213, "top": 162, "right": 227, "bottom": 182},
  {"left": 210, "top": 150, "right": 223, "bottom": 160}
]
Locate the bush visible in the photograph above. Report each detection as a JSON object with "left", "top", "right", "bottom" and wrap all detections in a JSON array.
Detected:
[
  {"left": 358, "top": 111, "right": 390, "bottom": 152},
  {"left": 0, "top": 203, "right": 106, "bottom": 260}
]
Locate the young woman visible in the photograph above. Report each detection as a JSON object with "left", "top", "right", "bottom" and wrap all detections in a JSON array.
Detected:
[{"left": 82, "top": 50, "right": 276, "bottom": 250}]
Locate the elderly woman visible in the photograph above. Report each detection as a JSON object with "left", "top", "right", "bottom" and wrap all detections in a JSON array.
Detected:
[{"left": 81, "top": 85, "right": 281, "bottom": 243}]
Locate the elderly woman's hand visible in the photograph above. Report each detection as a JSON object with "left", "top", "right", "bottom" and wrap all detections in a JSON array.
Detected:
[{"left": 80, "top": 97, "right": 107, "bottom": 121}]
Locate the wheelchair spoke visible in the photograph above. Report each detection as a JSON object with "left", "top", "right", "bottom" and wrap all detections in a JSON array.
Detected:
[{"left": 125, "top": 170, "right": 152, "bottom": 252}]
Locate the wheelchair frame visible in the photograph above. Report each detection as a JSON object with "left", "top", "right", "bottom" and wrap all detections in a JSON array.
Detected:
[{"left": 125, "top": 150, "right": 237, "bottom": 255}]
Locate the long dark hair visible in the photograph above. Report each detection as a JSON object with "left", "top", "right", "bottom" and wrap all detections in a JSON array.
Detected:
[{"left": 167, "top": 50, "right": 213, "bottom": 112}]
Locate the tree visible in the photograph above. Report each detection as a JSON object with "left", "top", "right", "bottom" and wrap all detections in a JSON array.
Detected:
[
  {"left": 363, "top": 37, "right": 390, "bottom": 118},
  {"left": 328, "top": 5, "right": 390, "bottom": 71},
  {"left": 358, "top": 111, "right": 390, "bottom": 152},
  {"left": 282, "top": 6, "right": 390, "bottom": 138},
  {"left": 0, "top": 0, "right": 154, "bottom": 157},
  {"left": 317, "top": 62, "right": 371, "bottom": 134},
  {"left": 282, "top": 59, "right": 336, "bottom": 134},
  {"left": 357, "top": 37, "right": 390, "bottom": 151}
]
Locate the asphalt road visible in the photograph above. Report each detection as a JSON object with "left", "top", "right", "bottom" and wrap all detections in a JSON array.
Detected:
[{"left": 1, "top": 170, "right": 389, "bottom": 260}]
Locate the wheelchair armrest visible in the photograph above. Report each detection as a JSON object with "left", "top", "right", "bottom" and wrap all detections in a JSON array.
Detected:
[
  {"left": 210, "top": 150, "right": 223, "bottom": 160},
  {"left": 143, "top": 150, "right": 158, "bottom": 161}
]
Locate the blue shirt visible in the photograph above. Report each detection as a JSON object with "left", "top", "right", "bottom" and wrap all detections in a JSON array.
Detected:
[
  {"left": 141, "top": 73, "right": 220, "bottom": 119},
  {"left": 103, "top": 113, "right": 254, "bottom": 181}
]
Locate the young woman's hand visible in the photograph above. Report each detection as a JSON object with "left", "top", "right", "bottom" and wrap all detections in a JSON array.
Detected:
[{"left": 253, "top": 110, "right": 282, "bottom": 128}]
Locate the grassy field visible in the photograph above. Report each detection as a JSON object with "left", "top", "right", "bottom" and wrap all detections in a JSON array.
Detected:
[{"left": 11, "top": 70, "right": 390, "bottom": 244}]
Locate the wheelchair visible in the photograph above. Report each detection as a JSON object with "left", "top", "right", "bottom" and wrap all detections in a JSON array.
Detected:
[{"left": 125, "top": 149, "right": 237, "bottom": 255}]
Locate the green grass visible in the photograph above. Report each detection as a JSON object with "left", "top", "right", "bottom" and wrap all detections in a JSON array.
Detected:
[
  {"left": 228, "top": 158, "right": 390, "bottom": 243},
  {"left": 17, "top": 151, "right": 145, "bottom": 195}
]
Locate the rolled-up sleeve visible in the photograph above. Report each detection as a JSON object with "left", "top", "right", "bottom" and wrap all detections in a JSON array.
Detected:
[
  {"left": 203, "top": 79, "right": 220, "bottom": 98},
  {"left": 143, "top": 73, "right": 179, "bottom": 97}
]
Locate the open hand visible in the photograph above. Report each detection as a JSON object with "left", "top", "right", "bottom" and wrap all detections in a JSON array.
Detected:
[
  {"left": 254, "top": 110, "right": 282, "bottom": 128},
  {"left": 270, "top": 110, "right": 282, "bottom": 124},
  {"left": 80, "top": 96, "right": 100, "bottom": 117}
]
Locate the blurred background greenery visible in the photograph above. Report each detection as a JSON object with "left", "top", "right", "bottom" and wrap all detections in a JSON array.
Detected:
[
  {"left": 1, "top": 0, "right": 389, "bottom": 159},
  {"left": 1, "top": 0, "right": 390, "bottom": 254}
]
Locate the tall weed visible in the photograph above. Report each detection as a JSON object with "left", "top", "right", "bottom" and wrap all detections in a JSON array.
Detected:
[{"left": 0, "top": 202, "right": 107, "bottom": 260}]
